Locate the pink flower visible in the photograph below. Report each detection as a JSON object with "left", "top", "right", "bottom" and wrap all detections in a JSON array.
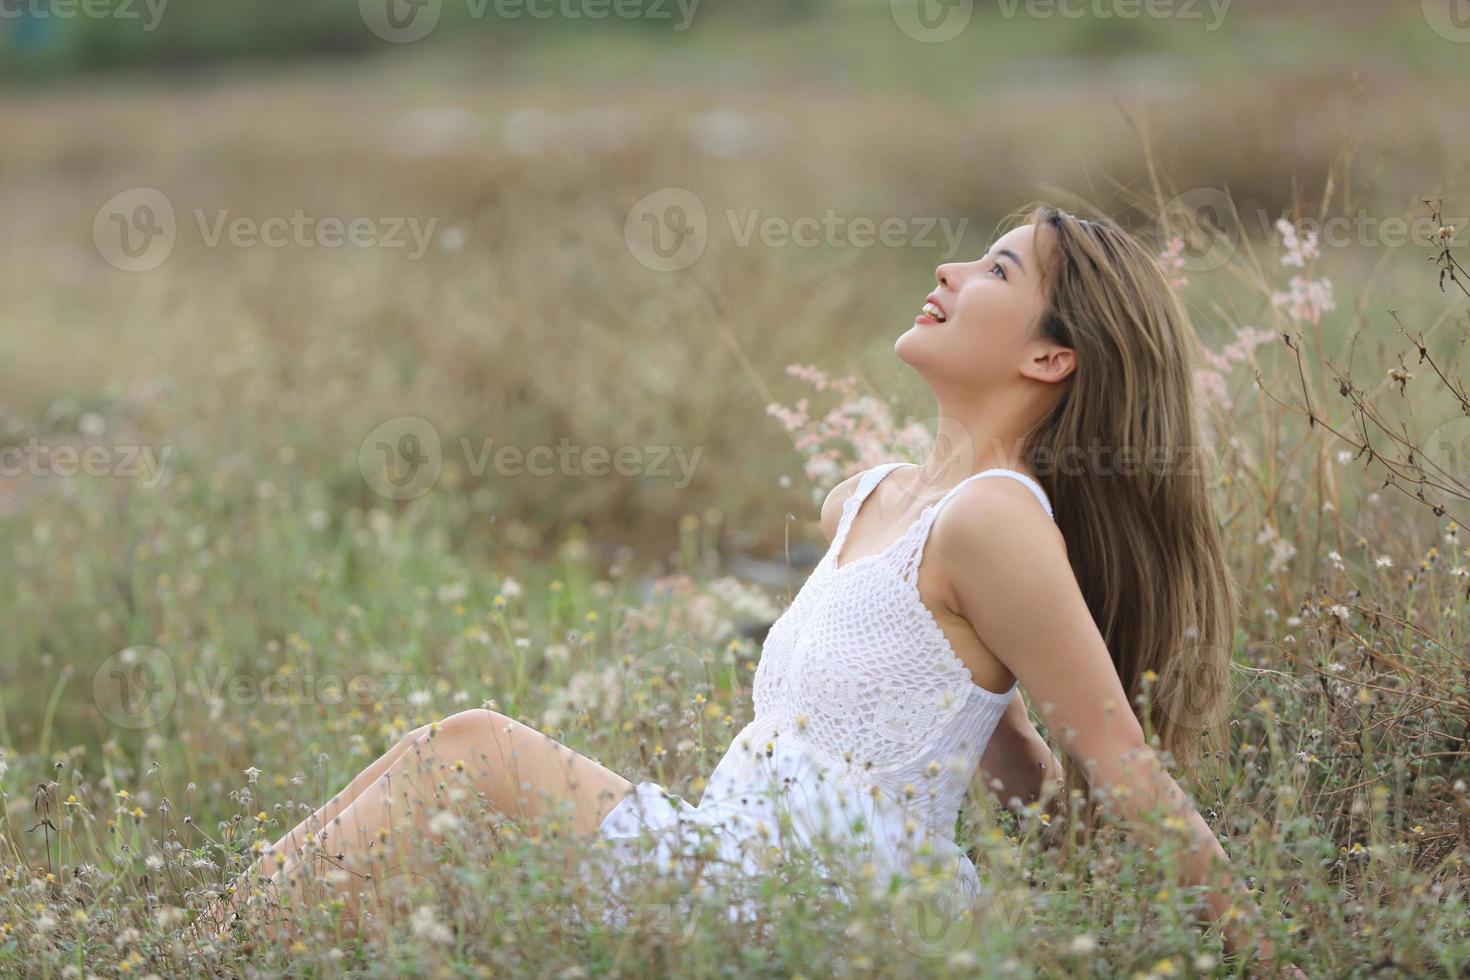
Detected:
[
  {"left": 1157, "top": 235, "right": 1189, "bottom": 290},
  {"left": 1271, "top": 275, "right": 1335, "bottom": 326}
]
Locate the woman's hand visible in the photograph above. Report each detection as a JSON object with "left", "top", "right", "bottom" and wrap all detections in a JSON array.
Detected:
[
  {"left": 975, "top": 688, "right": 1064, "bottom": 811},
  {"left": 1257, "top": 939, "right": 1309, "bottom": 980}
]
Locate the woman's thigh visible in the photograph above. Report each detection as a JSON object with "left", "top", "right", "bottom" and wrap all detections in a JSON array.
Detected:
[{"left": 425, "top": 709, "right": 635, "bottom": 837}]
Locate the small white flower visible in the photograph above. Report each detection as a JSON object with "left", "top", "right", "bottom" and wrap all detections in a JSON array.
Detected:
[
  {"left": 428, "top": 810, "right": 461, "bottom": 835},
  {"left": 1068, "top": 933, "right": 1098, "bottom": 954},
  {"left": 1375, "top": 555, "right": 1393, "bottom": 569},
  {"left": 411, "top": 904, "right": 454, "bottom": 943},
  {"left": 501, "top": 577, "right": 523, "bottom": 599}
]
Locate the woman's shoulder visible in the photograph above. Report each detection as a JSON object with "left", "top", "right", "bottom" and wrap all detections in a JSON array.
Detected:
[{"left": 817, "top": 461, "right": 908, "bottom": 543}]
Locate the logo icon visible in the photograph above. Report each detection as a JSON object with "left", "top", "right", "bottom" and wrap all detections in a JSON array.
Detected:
[
  {"left": 890, "top": 869, "right": 977, "bottom": 957},
  {"left": 1424, "top": 413, "right": 1470, "bottom": 490},
  {"left": 1423, "top": 0, "right": 1470, "bottom": 42},
  {"left": 93, "top": 188, "right": 176, "bottom": 272},
  {"left": 360, "top": 0, "right": 443, "bottom": 43},
  {"left": 1156, "top": 188, "right": 1240, "bottom": 274},
  {"left": 359, "top": 416, "right": 443, "bottom": 501},
  {"left": 624, "top": 641, "right": 706, "bottom": 731},
  {"left": 890, "top": 0, "right": 973, "bottom": 43},
  {"left": 624, "top": 188, "right": 708, "bottom": 272},
  {"left": 93, "top": 646, "right": 177, "bottom": 730}
]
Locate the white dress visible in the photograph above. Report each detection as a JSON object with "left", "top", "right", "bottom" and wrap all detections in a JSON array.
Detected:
[{"left": 586, "top": 461, "right": 1056, "bottom": 925}]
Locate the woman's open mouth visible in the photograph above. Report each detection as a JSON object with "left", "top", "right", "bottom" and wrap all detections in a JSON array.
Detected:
[{"left": 915, "top": 300, "right": 947, "bottom": 324}]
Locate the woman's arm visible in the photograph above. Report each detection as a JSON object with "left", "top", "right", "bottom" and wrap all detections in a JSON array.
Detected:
[
  {"left": 976, "top": 690, "right": 1064, "bottom": 814},
  {"left": 932, "top": 480, "right": 1277, "bottom": 968}
]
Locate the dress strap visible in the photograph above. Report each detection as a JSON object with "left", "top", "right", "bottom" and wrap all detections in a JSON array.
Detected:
[
  {"left": 895, "top": 468, "right": 1055, "bottom": 585},
  {"left": 830, "top": 461, "right": 908, "bottom": 556}
]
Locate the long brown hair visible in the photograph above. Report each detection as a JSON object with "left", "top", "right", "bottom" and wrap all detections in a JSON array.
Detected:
[{"left": 1010, "top": 202, "right": 1237, "bottom": 834}]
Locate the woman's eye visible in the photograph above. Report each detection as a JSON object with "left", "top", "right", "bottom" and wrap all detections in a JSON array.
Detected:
[{"left": 990, "top": 262, "right": 1007, "bottom": 280}]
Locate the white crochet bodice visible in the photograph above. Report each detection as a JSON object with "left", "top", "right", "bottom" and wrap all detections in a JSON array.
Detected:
[{"left": 747, "top": 460, "right": 1056, "bottom": 834}]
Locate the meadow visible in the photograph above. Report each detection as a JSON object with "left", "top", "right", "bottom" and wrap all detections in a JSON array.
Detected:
[{"left": 1, "top": 4, "right": 1468, "bottom": 975}]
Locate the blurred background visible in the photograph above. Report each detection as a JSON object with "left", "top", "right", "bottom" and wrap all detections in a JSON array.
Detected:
[{"left": 2, "top": 0, "right": 1465, "bottom": 562}]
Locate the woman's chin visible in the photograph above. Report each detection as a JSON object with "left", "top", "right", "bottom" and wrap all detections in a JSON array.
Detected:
[{"left": 894, "top": 325, "right": 933, "bottom": 363}]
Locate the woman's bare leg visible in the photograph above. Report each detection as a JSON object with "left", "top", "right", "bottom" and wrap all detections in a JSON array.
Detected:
[
  {"left": 201, "top": 719, "right": 442, "bottom": 933},
  {"left": 252, "top": 709, "right": 635, "bottom": 942}
]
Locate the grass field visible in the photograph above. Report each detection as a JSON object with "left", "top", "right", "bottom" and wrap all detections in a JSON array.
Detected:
[{"left": 1, "top": 5, "right": 1469, "bottom": 975}]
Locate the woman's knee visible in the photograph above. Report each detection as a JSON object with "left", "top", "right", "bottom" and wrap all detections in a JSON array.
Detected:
[{"left": 433, "top": 708, "right": 513, "bottom": 748}]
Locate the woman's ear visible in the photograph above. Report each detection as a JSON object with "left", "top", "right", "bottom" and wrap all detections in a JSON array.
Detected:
[{"left": 1023, "top": 344, "right": 1075, "bottom": 385}]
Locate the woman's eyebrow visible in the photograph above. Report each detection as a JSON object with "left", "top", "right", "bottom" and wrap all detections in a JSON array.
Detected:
[{"left": 997, "top": 248, "right": 1026, "bottom": 275}]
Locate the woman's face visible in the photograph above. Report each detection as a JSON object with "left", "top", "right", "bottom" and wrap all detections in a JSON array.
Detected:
[{"left": 896, "top": 221, "right": 1071, "bottom": 390}]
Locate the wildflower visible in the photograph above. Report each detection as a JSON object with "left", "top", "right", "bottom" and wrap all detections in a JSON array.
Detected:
[
  {"left": 1157, "top": 235, "right": 1189, "bottom": 289},
  {"left": 1068, "top": 933, "right": 1098, "bottom": 954},
  {"left": 1272, "top": 275, "right": 1335, "bottom": 325},
  {"left": 242, "top": 767, "right": 261, "bottom": 785},
  {"left": 1375, "top": 555, "right": 1393, "bottom": 568},
  {"left": 428, "top": 811, "right": 461, "bottom": 835}
]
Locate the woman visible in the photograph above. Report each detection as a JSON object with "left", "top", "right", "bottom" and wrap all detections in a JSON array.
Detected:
[{"left": 204, "top": 203, "right": 1299, "bottom": 974}]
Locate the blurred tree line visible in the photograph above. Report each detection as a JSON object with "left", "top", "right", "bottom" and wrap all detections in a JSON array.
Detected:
[{"left": 0, "top": 0, "right": 841, "bottom": 77}]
